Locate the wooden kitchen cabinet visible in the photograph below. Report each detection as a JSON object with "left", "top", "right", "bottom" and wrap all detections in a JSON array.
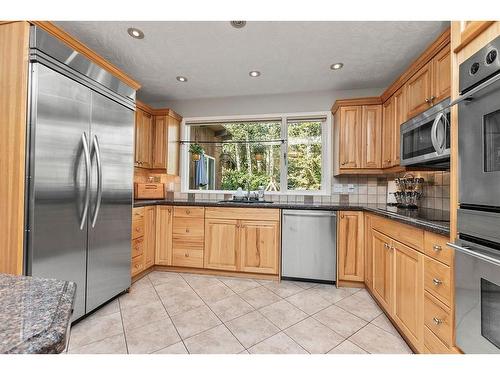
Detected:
[
  {"left": 152, "top": 115, "right": 167, "bottom": 169},
  {"left": 392, "top": 86, "right": 407, "bottom": 166},
  {"left": 339, "top": 106, "right": 362, "bottom": 169},
  {"left": 167, "top": 115, "right": 180, "bottom": 175},
  {"left": 239, "top": 220, "right": 279, "bottom": 274},
  {"left": 371, "top": 228, "right": 394, "bottom": 313},
  {"left": 155, "top": 205, "right": 173, "bottom": 266},
  {"left": 381, "top": 98, "right": 394, "bottom": 168},
  {"left": 432, "top": 47, "right": 451, "bottom": 105},
  {"left": 134, "top": 109, "right": 153, "bottom": 168},
  {"left": 364, "top": 215, "right": 374, "bottom": 291},
  {"left": 172, "top": 207, "right": 205, "bottom": 268},
  {"left": 393, "top": 240, "right": 424, "bottom": 352},
  {"left": 337, "top": 211, "right": 364, "bottom": 283},
  {"left": 361, "top": 105, "right": 382, "bottom": 168},
  {"left": 143, "top": 206, "right": 156, "bottom": 268},
  {"left": 204, "top": 219, "right": 239, "bottom": 271},
  {"left": 406, "top": 62, "right": 433, "bottom": 119}
]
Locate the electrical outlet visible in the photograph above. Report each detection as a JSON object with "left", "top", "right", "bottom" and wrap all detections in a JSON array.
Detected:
[
  {"left": 333, "top": 184, "right": 343, "bottom": 193},
  {"left": 347, "top": 184, "right": 355, "bottom": 193}
]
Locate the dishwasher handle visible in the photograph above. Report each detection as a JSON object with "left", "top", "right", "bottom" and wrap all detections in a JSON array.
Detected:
[{"left": 283, "top": 211, "right": 337, "bottom": 217}]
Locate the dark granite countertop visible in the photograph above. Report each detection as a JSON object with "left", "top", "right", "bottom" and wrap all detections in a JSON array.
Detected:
[
  {"left": 134, "top": 199, "right": 450, "bottom": 235},
  {"left": 0, "top": 274, "right": 76, "bottom": 354}
]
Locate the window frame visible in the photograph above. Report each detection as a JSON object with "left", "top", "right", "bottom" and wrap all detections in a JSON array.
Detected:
[{"left": 180, "top": 111, "right": 332, "bottom": 195}]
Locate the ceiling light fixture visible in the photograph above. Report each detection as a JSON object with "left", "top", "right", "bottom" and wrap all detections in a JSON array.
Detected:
[
  {"left": 249, "top": 70, "right": 261, "bottom": 77},
  {"left": 330, "top": 62, "right": 344, "bottom": 70},
  {"left": 176, "top": 76, "right": 188, "bottom": 82},
  {"left": 230, "top": 21, "right": 246, "bottom": 29},
  {"left": 127, "top": 27, "right": 144, "bottom": 39}
]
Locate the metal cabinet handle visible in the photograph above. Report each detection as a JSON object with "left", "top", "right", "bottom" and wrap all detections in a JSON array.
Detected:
[
  {"left": 91, "top": 135, "right": 103, "bottom": 228},
  {"left": 185, "top": 253, "right": 189, "bottom": 257},
  {"left": 186, "top": 209, "right": 190, "bottom": 214},
  {"left": 432, "top": 278, "right": 443, "bottom": 286},
  {"left": 185, "top": 228, "right": 190, "bottom": 233},
  {"left": 433, "top": 317, "right": 443, "bottom": 325},
  {"left": 430, "top": 95, "right": 436, "bottom": 102},
  {"left": 80, "top": 132, "right": 91, "bottom": 230},
  {"left": 433, "top": 244, "right": 442, "bottom": 252}
]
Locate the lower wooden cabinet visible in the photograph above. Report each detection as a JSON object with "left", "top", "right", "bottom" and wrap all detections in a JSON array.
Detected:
[
  {"left": 393, "top": 240, "right": 424, "bottom": 352},
  {"left": 204, "top": 219, "right": 239, "bottom": 271},
  {"left": 144, "top": 206, "right": 156, "bottom": 268},
  {"left": 155, "top": 206, "right": 173, "bottom": 266},
  {"left": 239, "top": 220, "right": 279, "bottom": 274},
  {"left": 337, "top": 211, "right": 364, "bottom": 283},
  {"left": 371, "top": 228, "right": 394, "bottom": 312}
]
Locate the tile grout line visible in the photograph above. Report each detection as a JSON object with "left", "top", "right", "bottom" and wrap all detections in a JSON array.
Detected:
[
  {"left": 149, "top": 273, "right": 191, "bottom": 354},
  {"left": 117, "top": 297, "right": 130, "bottom": 354},
  {"left": 178, "top": 273, "right": 248, "bottom": 352}
]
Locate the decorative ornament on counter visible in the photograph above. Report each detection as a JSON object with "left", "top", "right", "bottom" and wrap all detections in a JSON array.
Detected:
[{"left": 392, "top": 173, "right": 424, "bottom": 209}]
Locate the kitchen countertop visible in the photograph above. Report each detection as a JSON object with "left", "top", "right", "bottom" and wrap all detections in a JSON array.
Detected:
[
  {"left": 0, "top": 273, "right": 76, "bottom": 354},
  {"left": 134, "top": 199, "right": 450, "bottom": 236}
]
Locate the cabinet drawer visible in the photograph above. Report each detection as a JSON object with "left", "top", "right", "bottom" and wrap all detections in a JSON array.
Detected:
[
  {"left": 424, "top": 292, "right": 452, "bottom": 346},
  {"left": 131, "top": 237, "right": 144, "bottom": 258},
  {"left": 172, "top": 247, "right": 204, "bottom": 268},
  {"left": 424, "top": 231, "right": 452, "bottom": 266},
  {"left": 132, "top": 218, "right": 144, "bottom": 240},
  {"left": 424, "top": 326, "right": 454, "bottom": 354},
  {"left": 131, "top": 254, "right": 145, "bottom": 276},
  {"left": 370, "top": 214, "right": 424, "bottom": 251},
  {"left": 205, "top": 207, "right": 280, "bottom": 221},
  {"left": 424, "top": 256, "right": 452, "bottom": 306},
  {"left": 173, "top": 206, "right": 204, "bottom": 218},
  {"left": 172, "top": 217, "right": 205, "bottom": 242}
]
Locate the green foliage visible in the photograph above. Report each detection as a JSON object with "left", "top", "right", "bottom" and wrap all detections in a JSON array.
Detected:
[
  {"left": 221, "top": 170, "right": 271, "bottom": 191},
  {"left": 189, "top": 143, "right": 204, "bottom": 155}
]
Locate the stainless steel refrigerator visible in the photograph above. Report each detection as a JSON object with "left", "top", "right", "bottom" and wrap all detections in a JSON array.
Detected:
[{"left": 25, "top": 27, "right": 135, "bottom": 321}]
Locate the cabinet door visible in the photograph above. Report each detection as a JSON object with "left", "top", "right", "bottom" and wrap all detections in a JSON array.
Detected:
[
  {"left": 239, "top": 220, "right": 279, "bottom": 275},
  {"left": 134, "top": 110, "right": 142, "bottom": 167},
  {"left": 144, "top": 206, "right": 156, "bottom": 268},
  {"left": 361, "top": 105, "right": 382, "bottom": 168},
  {"left": 339, "top": 106, "right": 362, "bottom": 168},
  {"left": 392, "top": 87, "right": 407, "bottom": 166},
  {"left": 167, "top": 116, "right": 180, "bottom": 175},
  {"left": 381, "top": 99, "right": 394, "bottom": 168},
  {"left": 338, "top": 211, "right": 364, "bottom": 282},
  {"left": 372, "top": 229, "right": 394, "bottom": 312},
  {"left": 155, "top": 206, "right": 173, "bottom": 265},
  {"left": 393, "top": 240, "right": 424, "bottom": 351},
  {"left": 204, "top": 219, "right": 239, "bottom": 271},
  {"left": 432, "top": 47, "right": 451, "bottom": 104},
  {"left": 153, "top": 115, "right": 167, "bottom": 169},
  {"left": 364, "top": 215, "right": 373, "bottom": 290},
  {"left": 141, "top": 112, "right": 153, "bottom": 168},
  {"left": 407, "top": 62, "right": 432, "bottom": 119}
]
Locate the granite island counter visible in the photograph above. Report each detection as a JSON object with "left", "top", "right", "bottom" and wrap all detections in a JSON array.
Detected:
[{"left": 0, "top": 274, "right": 76, "bottom": 354}]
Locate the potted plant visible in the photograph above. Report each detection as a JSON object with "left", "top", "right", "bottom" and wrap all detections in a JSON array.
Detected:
[
  {"left": 253, "top": 144, "right": 266, "bottom": 161},
  {"left": 189, "top": 143, "right": 204, "bottom": 161}
]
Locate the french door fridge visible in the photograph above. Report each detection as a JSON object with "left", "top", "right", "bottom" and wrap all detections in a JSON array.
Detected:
[{"left": 25, "top": 28, "right": 135, "bottom": 321}]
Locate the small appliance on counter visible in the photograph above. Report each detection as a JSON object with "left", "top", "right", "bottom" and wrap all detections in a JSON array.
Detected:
[{"left": 392, "top": 174, "right": 424, "bottom": 209}]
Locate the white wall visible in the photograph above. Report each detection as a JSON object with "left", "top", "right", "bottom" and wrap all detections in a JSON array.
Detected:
[{"left": 150, "top": 88, "right": 384, "bottom": 118}]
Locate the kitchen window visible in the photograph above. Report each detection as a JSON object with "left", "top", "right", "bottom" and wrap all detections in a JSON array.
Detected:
[{"left": 180, "top": 112, "right": 331, "bottom": 194}]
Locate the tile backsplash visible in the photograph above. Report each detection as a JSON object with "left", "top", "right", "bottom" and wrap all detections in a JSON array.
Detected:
[{"left": 172, "top": 170, "right": 450, "bottom": 211}]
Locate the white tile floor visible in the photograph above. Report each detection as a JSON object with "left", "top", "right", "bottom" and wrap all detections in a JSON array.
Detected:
[{"left": 67, "top": 271, "right": 412, "bottom": 354}]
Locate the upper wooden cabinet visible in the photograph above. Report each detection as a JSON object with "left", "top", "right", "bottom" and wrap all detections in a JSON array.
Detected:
[
  {"left": 152, "top": 115, "right": 167, "bottom": 169},
  {"left": 134, "top": 109, "right": 153, "bottom": 168},
  {"left": 432, "top": 47, "right": 451, "bottom": 104},
  {"left": 337, "top": 211, "right": 364, "bottom": 283},
  {"left": 392, "top": 87, "right": 407, "bottom": 166},
  {"left": 381, "top": 99, "right": 394, "bottom": 168},
  {"left": 166, "top": 115, "right": 180, "bottom": 175},
  {"left": 332, "top": 99, "right": 382, "bottom": 175}
]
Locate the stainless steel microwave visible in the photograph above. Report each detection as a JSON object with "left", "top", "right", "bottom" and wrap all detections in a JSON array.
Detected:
[{"left": 400, "top": 98, "right": 450, "bottom": 168}]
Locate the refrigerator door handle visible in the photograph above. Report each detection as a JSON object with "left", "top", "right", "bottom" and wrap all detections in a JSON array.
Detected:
[
  {"left": 91, "top": 135, "right": 103, "bottom": 228},
  {"left": 80, "top": 132, "right": 91, "bottom": 230}
]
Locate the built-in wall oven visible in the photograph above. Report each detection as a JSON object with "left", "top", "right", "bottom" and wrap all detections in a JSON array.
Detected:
[
  {"left": 400, "top": 98, "right": 450, "bottom": 167},
  {"left": 452, "top": 35, "right": 500, "bottom": 354}
]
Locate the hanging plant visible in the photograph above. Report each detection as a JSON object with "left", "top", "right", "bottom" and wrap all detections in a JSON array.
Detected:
[
  {"left": 253, "top": 143, "right": 266, "bottom": 161},
  {"left": 189, "top": 143, "right": 204, "bottom": 161}
]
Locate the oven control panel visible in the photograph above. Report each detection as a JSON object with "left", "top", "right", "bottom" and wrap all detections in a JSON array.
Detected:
[{"left": 459, "top": 35, "right": 500, "bottom": 94}]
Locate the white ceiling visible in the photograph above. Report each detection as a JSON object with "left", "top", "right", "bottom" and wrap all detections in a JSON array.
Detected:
[{"left": 56, "top": 21, "right": 449, "bottom": 104}]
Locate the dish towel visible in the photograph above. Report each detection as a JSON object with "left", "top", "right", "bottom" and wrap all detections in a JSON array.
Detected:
[{"left": 195, "top": 154, "right": 208, "bottom": 188}]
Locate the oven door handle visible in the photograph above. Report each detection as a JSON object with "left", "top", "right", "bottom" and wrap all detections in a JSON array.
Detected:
[
  {"left": 451, "top": 71, "right": 500, "bottom": 106},
  {"left": 448, "top": 242, "right": 500, "bottom": 266}
]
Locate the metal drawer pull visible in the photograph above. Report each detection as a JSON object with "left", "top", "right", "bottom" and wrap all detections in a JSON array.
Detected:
[
  {"left": 185, "top": 253, "right": 189, "bottom": 257},
  {"left": 433, "top": 317, "right": 444, "bottom": 325},
  {"left": 433, "top": 244, "right": 442, "bottom": 251},
  {"left": 432, "top": 278, "right": 443, "bottom": 286}
]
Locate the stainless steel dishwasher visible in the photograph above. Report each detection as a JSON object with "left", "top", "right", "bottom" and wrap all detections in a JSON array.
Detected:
[{"left": 281, "top": 210, "right": 337, "bottom": 283}]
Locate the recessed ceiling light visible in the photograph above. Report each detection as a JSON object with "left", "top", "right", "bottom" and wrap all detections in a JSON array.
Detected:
[
  {"left": 230, "top": 21, "right": 246, "bottom": 29},
  {"left": 330, "top": 62, "right": 344, "bottom": 70},
  {"left": 127, "top": 27, "right": 144, "bottom": 39},
  {"left": 249, "top": 70, "right": 261, "bottom": 77},
  {"left": 176, "top": 76, "right": 188, "bottom": 82}
]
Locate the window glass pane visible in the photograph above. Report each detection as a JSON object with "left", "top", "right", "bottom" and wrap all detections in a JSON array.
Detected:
[
  {"left": 484, "top": 109, "right": 500, "bottom": 172},
  {"left": 287, "top": 120, "right": 322, "bottom": 191},
  {"left": 188, "top": 121, "right": 281, "bottom": 191}
]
